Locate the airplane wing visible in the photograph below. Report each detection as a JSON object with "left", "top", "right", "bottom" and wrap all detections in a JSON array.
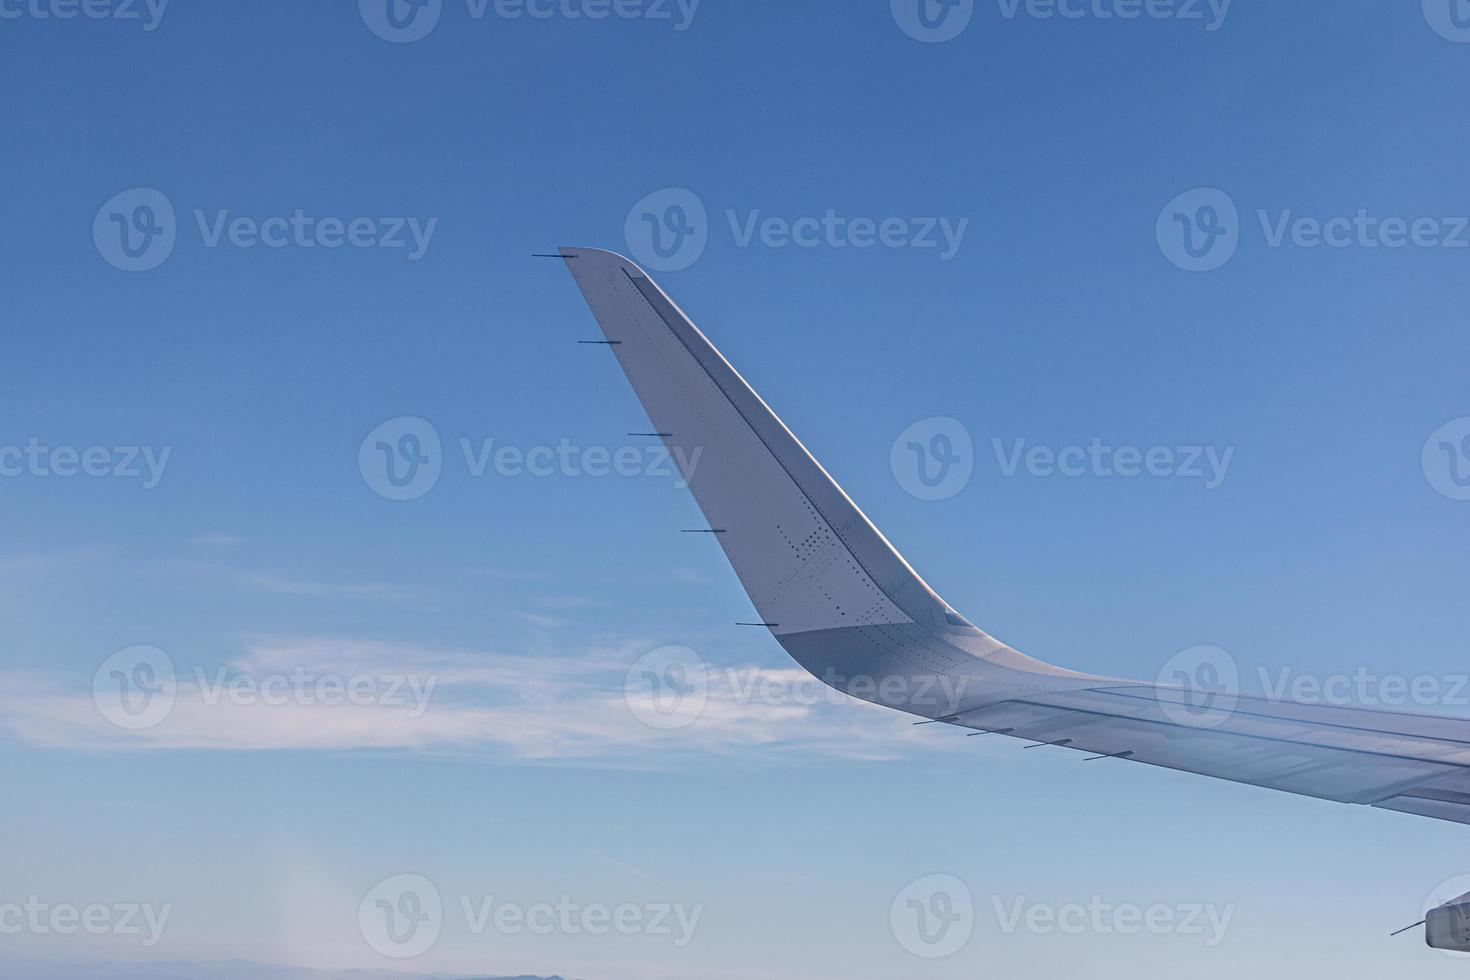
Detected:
[{"left": 557, "top": 246, "right": 1470, "bottom": 828}]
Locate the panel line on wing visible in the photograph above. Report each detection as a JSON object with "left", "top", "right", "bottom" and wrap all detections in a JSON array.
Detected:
[
  {"left": 1090, "top": 686, "right": 1470, "bottom": 749},
  {"left": 1002, "top": 697, "right": 1470, "bottom": 771}
]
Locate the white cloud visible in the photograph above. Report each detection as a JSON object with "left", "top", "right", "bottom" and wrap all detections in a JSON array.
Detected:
[
  {"left": 235, "top": 573, "right": 424, "bottom": 606},
  {"left": 0, "top": 638, "right": 964, "bottom": 764}
]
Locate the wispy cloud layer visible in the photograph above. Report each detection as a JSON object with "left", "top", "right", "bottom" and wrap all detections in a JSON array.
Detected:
[{"left": 0, "top": 638, "right": 955, "bottom": 764}]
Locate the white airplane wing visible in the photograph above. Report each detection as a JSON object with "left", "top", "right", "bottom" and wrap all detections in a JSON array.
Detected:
[{"left": 558, "top": 246, "right": 1470, "bottom": 828}]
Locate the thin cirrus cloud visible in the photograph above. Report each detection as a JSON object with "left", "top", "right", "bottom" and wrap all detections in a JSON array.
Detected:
[
  {"left": 0, "top": 637, "right": 964, "bottom": 764},
  {"left": 234, "top": 572, "right": 426, "bottom": 606}
]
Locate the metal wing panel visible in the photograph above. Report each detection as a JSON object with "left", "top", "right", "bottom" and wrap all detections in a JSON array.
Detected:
[
  {"left": 561, "top": 247, "right": 921, "bottom": 636},
  {"left": 560, "top": 247, "right": 1470, "bottom": 828},
  {"left": 953, "top": 689, "right": 1470, "bottom": 807}
]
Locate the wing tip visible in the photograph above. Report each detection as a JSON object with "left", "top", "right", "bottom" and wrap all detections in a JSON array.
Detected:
[{"left": 558, "top": 246, "right": 649, "bottom": 277}]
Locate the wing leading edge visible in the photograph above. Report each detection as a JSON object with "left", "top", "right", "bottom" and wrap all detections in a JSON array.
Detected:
[{"left": 559, "top": 246, "right": 1470, "bottom": 827}]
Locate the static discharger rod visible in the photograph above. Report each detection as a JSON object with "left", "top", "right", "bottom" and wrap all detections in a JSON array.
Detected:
[
  {"left": 1390, "top": 920, "right": 1426, "bottom": 938},
  {"left": 682, "top": 529, "right": 728, "bottom": 534},
  {"left": 629, "top": 433, "right": 673, "bottom": 438},
  {"left": 533, "top": 253, "right": 577, "bottom": 259},
  {"left": 1024, "top": 738, "right": 1075, "bottom": 750},
  {"left": 914, "top": 713, "right": 964, "bottom": 726},
  {"left": 578, "top": 340, "right": 621, "bottom": 345},
  {"left": 736, "top": 623, "right": 780, "bottom": 628}
]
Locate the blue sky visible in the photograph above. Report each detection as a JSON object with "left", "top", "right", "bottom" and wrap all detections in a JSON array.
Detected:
[{"left": 4, "top": 0, "right": 1470, "bottom": 977}]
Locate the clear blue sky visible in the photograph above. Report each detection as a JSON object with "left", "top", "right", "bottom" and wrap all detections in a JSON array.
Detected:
[{"left": 4, "top": 1, "right": 1470, "bottom": 978}]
